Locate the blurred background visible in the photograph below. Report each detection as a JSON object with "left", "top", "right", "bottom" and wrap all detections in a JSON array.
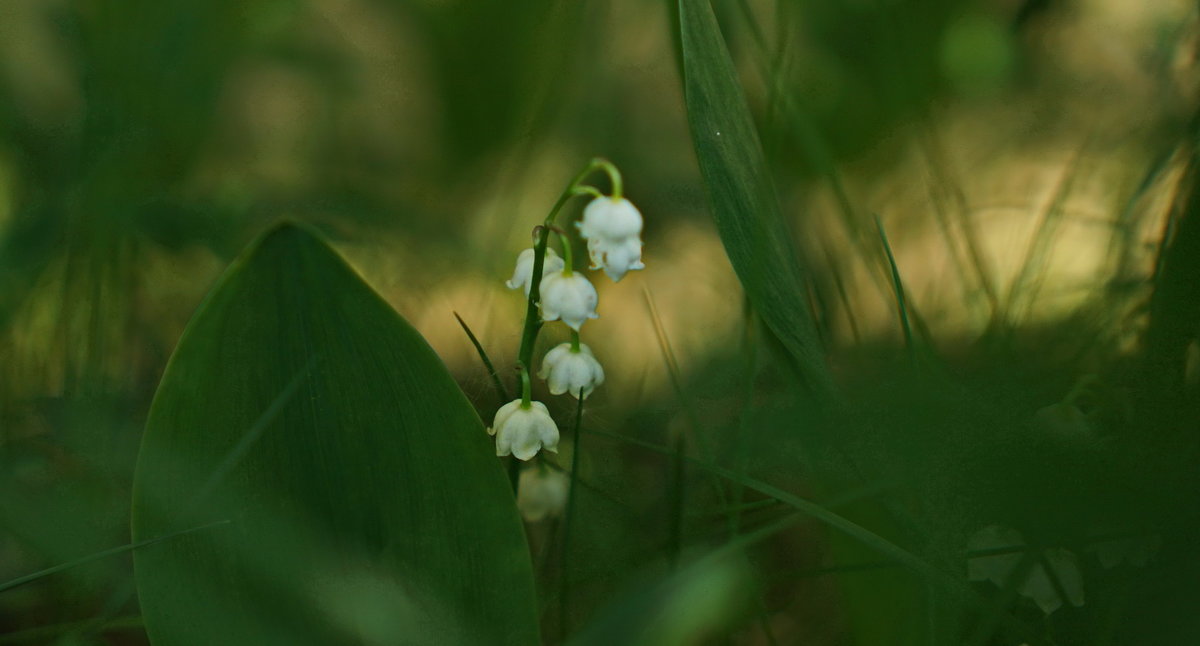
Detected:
[{"left": 1, "top": 0, "right": 1198, "bottom": 643}]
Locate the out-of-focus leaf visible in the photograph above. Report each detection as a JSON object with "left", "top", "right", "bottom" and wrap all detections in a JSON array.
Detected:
[
  {"left": 677, "top": 0, "right": 832, "bottom": 392},
  {"left": 131, "top": 222, "right": 538, "bottom": 645},
  {"left": 828, "top": 503, "right": 927, "bottom": 646},
  {"left": 569, "top": 552, "right": 757, "bottom": 646},
  {"left": 403, "top": 0, "right": 582, "bottom": 170}
]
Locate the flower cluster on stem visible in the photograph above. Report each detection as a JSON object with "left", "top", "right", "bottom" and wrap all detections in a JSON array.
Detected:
[{"left": 488, "top": 158, "right": 644, "bottom": 463}]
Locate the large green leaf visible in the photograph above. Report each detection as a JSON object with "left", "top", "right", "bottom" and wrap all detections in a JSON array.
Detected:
[
  {"left": 131, "top": 223, "right": 538, "bottom": 645},
  {"left": 678, "top": 0, "right": 832, "bottom": 392}
]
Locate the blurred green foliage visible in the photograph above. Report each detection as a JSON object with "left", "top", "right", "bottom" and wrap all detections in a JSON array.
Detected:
[{"left": 0, "top": 0, "right": 1199, "bottom": 644}]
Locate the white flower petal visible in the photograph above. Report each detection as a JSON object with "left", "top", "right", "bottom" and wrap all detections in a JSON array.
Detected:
[
  {"left": 539, "top": 272, "right": 599, "bottom": 331},
  {"left": 488, "top": 399, "right": 560, "bottom": 461},
  {"left": 578, "top": 197, "right": 645, "bottom": 282},
  {"left": 506, "top": 247, "right": 564, "bottom": 296},
  {"left": 579, "top": 196, "right": 643, "bottom": 241},
  {"left": 539, "top": 342, "right": 604, "bottom": 399},
  {"left": 599, "top": 240, "right": 644, "bottom": 282}
]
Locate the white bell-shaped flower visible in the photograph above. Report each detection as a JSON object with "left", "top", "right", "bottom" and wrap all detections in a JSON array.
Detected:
[
  {"left": 538, "top": 342, "right": 605, "bottom": 399},
  {"left": 577, "top": 196, "right": 644, "bottom": 282},
  {"left": 539, "top": 271, "right": 599, "bottom": 331},
  {"left": 517, "top": 467, "right": 570, "bottom": 522},
  {"left": 589, "top": 237, "right": 645, "bottom": 282},
  {"left": 506, "top": 247, "right": 565, "bottom": 296},
  {"left": 580, "top": 196, "right": 643, "bottom": 240},
  {"left": 488, "top": 399, "right": 560, "bottom": 461}
]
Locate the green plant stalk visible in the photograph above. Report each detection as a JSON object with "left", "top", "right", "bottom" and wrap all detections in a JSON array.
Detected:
[
  {"left": 667, "top": 433, "right": 686, "bottom": 571},
  {"left": 557, "top": 231, "right": 574, "bottom": 274},
  {"left": 509, "top": 366, "right": 535, "bottom": 490},
  {"left": 519, "top": 365, "right": 532, "bottom": 407},
  {"left": 558, "top": 389, "right": 585, "bottom": 640},
  {"left": 512, "top": 158, "right": 615, "bottom": 498},
  {"left": 515, "top": 158, "right": 615, "bottom": 374}
]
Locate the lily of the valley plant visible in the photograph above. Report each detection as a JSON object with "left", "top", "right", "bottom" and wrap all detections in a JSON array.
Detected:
[{"left": 487, "top": 158, "right": 644, "bottom": 466}]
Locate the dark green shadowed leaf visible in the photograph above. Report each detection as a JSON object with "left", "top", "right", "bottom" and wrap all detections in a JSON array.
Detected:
[
  {"left": 131, "top": 222, "right": 538, "bottom": 645},
  {"left": 678, "top": 0, "right": 832, "bottom": 392}
]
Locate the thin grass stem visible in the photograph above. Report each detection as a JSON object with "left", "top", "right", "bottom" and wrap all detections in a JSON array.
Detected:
[
  {"left": 874, "top": 215, "right": 915, "bottom": 353},
  {"left": 453, "top": 311, "right": 509, "bottom": 406},
  {"left": 0, "top": 520, "right": 231, "bottom": 594}
]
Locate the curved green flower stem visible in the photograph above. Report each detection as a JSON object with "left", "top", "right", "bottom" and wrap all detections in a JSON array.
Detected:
[
  {"left": 519, "top": 366, "right": 532, "bottom": 407},
  {"left": 516, "top": 158, "right": 613, "bottom": 378},
  {"left": 574, "top": 185, "right": 603, "bottom": 199},
  {"left": 569, "top": 329, "right": 581, "bottom": 353},
  {"left": 558, "top": 389, "right": 585, "bottom": 640},
  {"left": 594, "top": 158, "right": 624, "bottom": 200},
  {"left": 557, "top": 232, "right": 574, "bottom": 275}
]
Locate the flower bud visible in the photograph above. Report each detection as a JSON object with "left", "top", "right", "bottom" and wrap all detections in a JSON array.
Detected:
[{"left": 517, "top": 467, "right": 570, "bottom": 522}]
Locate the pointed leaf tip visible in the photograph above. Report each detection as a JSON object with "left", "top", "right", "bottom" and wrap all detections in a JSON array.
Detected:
[{"left": 132, "top": 223, "right": 539, "bottom": 645}]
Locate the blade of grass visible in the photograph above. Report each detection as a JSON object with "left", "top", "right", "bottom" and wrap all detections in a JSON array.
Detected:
[
  {"left": 1002, "top": 142, "right": 1086, "bottom": 326},
  {"left": 678, "top": 0, "right": 834, "bottom": 393},
  {"left": 0, "top": 616, "right": 143, "bottom": 645},
  {"left": 917, "top": 126, "right": 1000, "bottom": 319},
  {"left": 454, "top": 311, "right": 510, "bottom": 406},
  {"left": 643, "top": 286, "right": 730, "bottom": 569},
  {"left": 192, "top": 356, "right": 320, "bottom": 509},
  {"left": 0, "top": 520, "right": 230, "bottom": 594},
  {"left": 1105, "top": 144, "right": 1179, "bottom": 285},
  {"left": 728, "top": 0, "right": 896, "bottom": 307},
  {"left": 643, "top": 287, "right": 709, "bottom": 461},
  {"left": 821, "top": 242, "right": 862, "bottom": 345},
  {"left": 581, "top": 426, "right": 1049, "bottom": 644},
  {"left": 1143, "top": 132, "right": 1200, "bottom": 393},
  {"left": 874, "top": 215, "right": 915, "bottom": 353},
  {"left": 454, "top": 311, "right": 520, "bottom": 491}
]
